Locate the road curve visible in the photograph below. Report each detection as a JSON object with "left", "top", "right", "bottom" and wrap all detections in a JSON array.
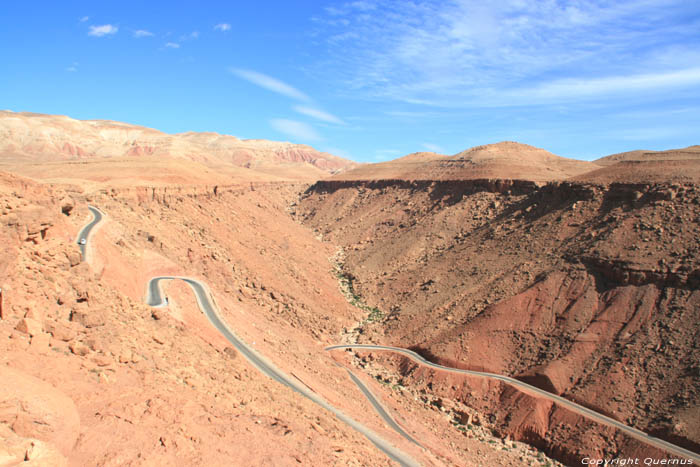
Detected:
[
  {"left": 82, "top": 204, "right": 698, "bottom": 464},
  {"left": 146, "top": 277, "right": 421, "bottom": 467},
  {"left": 76, "top": 205, "right": 103, "bottom": 260},
  {"left": 326, "top": 344, "right": 700, "bottom": 463}
]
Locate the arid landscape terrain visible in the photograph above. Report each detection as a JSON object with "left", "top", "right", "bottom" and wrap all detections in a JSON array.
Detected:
[{"left": 1, "top": 111, "right": 698, "bottom": 466}]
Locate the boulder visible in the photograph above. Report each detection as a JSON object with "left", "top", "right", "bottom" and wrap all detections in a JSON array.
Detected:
[
  {"left": 223, "top": 347, "right": 237, "bottom": 359},
  {"left": 68, "top": 340, "right": 90, "bottom": 356},
  {"left": 15, "top": 318, "right": 42, "bottom": 336},
  {"left": 69, "top": 307, "right": 106, "bottom": 328},
  {"left": 60, "top": 197, "right": 75, "bottom": 216},
  {"left": 44, "top": 322, "right": 77, "bottom": 342},
  {"left": 65, "top": 251, "right": 81, "bottom": 268}
]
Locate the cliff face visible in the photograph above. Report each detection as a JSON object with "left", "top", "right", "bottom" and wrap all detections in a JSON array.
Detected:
[{"left": 297, "top": 177, "right": 700, "bottom": 461}]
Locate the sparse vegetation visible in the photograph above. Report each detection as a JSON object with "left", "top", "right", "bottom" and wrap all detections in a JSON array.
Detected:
[{"left": 331, "top": 249, "right": 385, "bottom": 325}]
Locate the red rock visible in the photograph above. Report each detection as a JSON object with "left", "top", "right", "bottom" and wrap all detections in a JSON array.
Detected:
[
  {"left": 68, "top": 340, "right": 90, "bottom": 356},
  {"left": 69, "top": 308, "right": 106, "bottom": 328},
  {"left": 15, "top": 318, "right": 42, "bottom": 336},
  {"left": 44, "top": 321, "right": 77, "bottom": 342}
]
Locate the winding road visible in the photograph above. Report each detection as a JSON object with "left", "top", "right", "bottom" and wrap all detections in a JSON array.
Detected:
[
  {"left": 77, "top": 205, "right": 700, "bottom": 465},
  {"left": 76, "top": 205, "right": 103, "bottom": 260},
  {"left": 146, "top": 276, "right": 420, "bottom": 467},
  {"left": 326, "top": 344, "right": 700, "bottom": 464}
]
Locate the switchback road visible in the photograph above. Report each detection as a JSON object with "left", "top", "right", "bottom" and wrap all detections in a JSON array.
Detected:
[
  {"left": 79, "top": 205, "right": 699, "bottom": 465},
  {"left": 146, "top": 276, "right": 420, "bottom": 467},
  {"left": 76, "top": 205, "right": 103, "bottom": 260}
]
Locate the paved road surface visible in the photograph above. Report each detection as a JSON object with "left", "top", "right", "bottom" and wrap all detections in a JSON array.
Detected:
[
  {"left": 146, "top": 276, "right": 420, "bottom": 467},
  {"left": 82, "top": 205, "right": 699, "bottom": 464},
  {"left": 76, "top": 205, "right": 103, "bottom": 260},
  {"left": 326, "top": 344, "right": 700, "bottom": 463},
  {"left": 341, "top": 365, "right": 422, "bottom": 448}
]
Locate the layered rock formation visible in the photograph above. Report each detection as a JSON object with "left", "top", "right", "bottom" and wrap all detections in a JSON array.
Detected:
[{"left": 0, "top": 111, "right": 357, "bottom": 180}]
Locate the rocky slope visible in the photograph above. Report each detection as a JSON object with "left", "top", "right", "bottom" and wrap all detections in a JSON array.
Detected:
[
  {"left": 0, "top": 169, "right": 560, "bottom": 465},
  {"left": 595, "top": 145, "right": 700, "bottom": 166},
  {"left": 297, "top": 170, "right": 700, "bottom": 463},
  {"left": 574, "top": 146, "right": 700, "bottom": 185},
  {"left": 0, "top": 111, "right": 356, "bottom": 180}
]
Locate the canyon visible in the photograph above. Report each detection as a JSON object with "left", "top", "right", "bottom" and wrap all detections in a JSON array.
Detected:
[{"left": 0, "top": 112, "right": 698, "bottom": 466}]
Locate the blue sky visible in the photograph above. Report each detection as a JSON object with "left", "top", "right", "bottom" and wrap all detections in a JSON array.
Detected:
[{"left": 2, "top": 1, "right": 699, "bottom": 162}]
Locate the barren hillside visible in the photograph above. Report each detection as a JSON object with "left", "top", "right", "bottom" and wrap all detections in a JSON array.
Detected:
[
  {"left": 332, "top": 142, "right": 597, "bottom": 182},
  {"left": 297, "top": 154, "right": 700, "bottom": 463},
  {"left": 0, "top": 111, "right": 357, "bottom": 180},
  {"left": 0, "top": 170, "right": 554, "bottom": 466},
  {"left": 573, "top": 146, "right": 700, "bottom": 184}
]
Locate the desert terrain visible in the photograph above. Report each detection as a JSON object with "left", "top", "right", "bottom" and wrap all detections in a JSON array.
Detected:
[{"left": 0, "top": 111, "right": 698, "bottom": 466}]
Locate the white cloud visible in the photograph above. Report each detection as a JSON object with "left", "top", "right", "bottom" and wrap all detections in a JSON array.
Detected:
[
  {"left": 214, "top": 23, "right": 231, "bottom": 32},
  {"left": 515, "top": 68, "right": 700, "bottom": 100},
  {"left": 270, "top": 119, "right": 322, "bottom": 142},
  {"left": 314, "top": 0, "right": 700, "bottom": 107},
  {"left": 133, "top": 29, "right": 154, "bottom": 38},
  {"left": 88, "top": 24, "right": 118, "bottom": 37},
  {"left": 230, "top": 68, "right": 310, "bottom": 101},
  {"left": 422, "top": 143, "right": 443, "bottom": 152},
  {"left": 79, "top": 16, "right": 89, "bottom": 23},
  {"left": 66, "top": 65, "right": 78, "bottom": 72},
  {"left": 293, "top": 105, "right": 345, "bottom": 124},
  {"left": 165, "top": 42, "right": 180, "bottom": 49}
]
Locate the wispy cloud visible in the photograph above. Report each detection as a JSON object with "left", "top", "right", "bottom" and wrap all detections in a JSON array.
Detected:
[
  {"left": 66, "top": 62, "right": 78, "bottom": 72},
  {"left": 507, "top": 68, "right": 700, "bottom": 102},
  {"left": 133, "top": 29, "right": 154, "bottom": 38},
  {"left": 293, "top": 105, "right": 345, "bottom": 124},
  {"left": 165, "top": 42, "right": 180, "bottom": 49},
  {"left": 230, "top": 68, "right": 310, "bottom": 101},
  {"left": 88, "top": 24, "right": 118, "bottom": 37},
  {"left": 214, "top": 23, "right": 231, "bottom": 32},
  {"left": 270, "top": 119, "right": 322, "bottom": 142},
  {"left": 313, "top": 0, "right": 700, "bottom": 107},
  {"left": 79, "top": 16, "right": 89, "bottom": 23}
]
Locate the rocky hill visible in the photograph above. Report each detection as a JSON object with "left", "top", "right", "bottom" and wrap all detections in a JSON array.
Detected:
[
  {"left": 332, "top": 142, "right": 597, "bottom": 182},
  {"left": 0, "top": 111, "right": 357, "bottom": 180},
  {"left": 595, "top": 145, "right": 700, "bottom": 166},
  {"left": 573, "top": 146, "right": 700, "bottom": 184}
]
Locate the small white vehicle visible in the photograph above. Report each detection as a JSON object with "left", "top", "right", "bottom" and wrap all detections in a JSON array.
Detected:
[{"left": 79, "top": 238, "right": 87, "bottom": 245}]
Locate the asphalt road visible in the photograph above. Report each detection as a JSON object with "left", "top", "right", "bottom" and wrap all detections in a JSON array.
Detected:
[
  {"left": 341, "top": 366, "right": 422, "bottom": 448},
  {"left": 326, "top": 344, "right": 700, "bottom": 463},
  {"left": 82, "top": 204, "right": 698, "bottom": 464},
  {"left": 76, "top": 205, "right": 103, "bottom": 259},
  {"left": 146, "top": 276, "right": 420, "bottom": 467}
]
